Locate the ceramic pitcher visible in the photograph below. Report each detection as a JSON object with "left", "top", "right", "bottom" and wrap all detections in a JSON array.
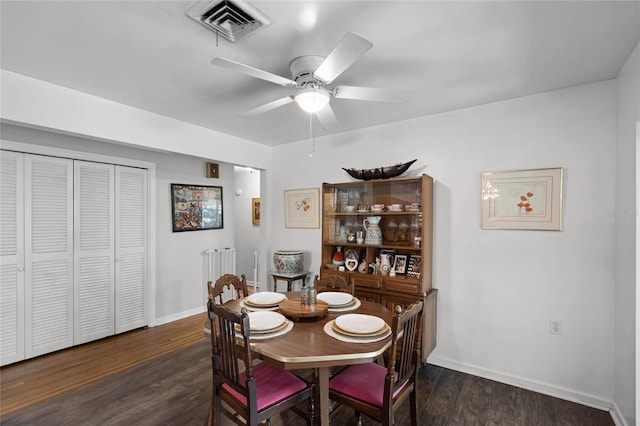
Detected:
[
  {"left": 363, "top": 216, "right": 383, "bottom": 245},
  {"left": 380, "top": 252, "right": 393, "bottom": 275}
]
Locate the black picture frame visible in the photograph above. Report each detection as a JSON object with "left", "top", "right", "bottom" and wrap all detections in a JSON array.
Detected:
[
  {"left": 171, "top": 183, "right": 223, "bottom": 232},
  {"left": 407, "top": 254, "right": 422, "bottom": 278}
]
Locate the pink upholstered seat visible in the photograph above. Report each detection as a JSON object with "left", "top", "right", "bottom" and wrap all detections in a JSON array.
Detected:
[
  {"left": 329, "top": 363, "right": 404, "bottom": 407},
  {"left": 222, "top": 362, "right": 307, "bottom": 410}
]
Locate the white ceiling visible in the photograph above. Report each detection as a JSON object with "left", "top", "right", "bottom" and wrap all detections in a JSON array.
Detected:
[{"left": 1, "top": 1, "right": 638, "bottom": 146}]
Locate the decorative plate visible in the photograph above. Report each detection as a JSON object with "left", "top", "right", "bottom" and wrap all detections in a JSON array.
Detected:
[
  {"left": 334, "top": 314, "right": 386, "bottom": 335},
  {"left": 245, "top": 292, "right": 286, "bottom": 307},
  {"left": 317, "top": 292, "right": 354, "bottom": 307},
  {"left": 247, "top": 311, "right": 286, "bottom": 331}
]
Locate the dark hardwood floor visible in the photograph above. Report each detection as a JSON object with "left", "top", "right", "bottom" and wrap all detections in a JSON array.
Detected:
[{"left": 1, "top": 314, "right": 614, "bottom": 426}]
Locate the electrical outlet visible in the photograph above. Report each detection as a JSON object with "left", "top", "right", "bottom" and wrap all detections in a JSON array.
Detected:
[{"left": 550, "top": 320, "right": 563, "bottom": 335}]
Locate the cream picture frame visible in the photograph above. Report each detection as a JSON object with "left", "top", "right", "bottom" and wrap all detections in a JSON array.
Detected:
[
  {"left": 284, "top": 188, "right": 320, "bottom": 229},
  {"left": 481, "top": 167, "right": 563, "bottom": 231}
]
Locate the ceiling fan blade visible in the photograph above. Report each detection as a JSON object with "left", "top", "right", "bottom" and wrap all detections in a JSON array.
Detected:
[
  {"left": 315, "top": 103, "right": 338, "bottom": 129},
  {"left": 332, "top": 85, "right": 407, "bottom": 103},
  {"left": 240, "top": 96, "right": 294, "bottom": 117},
  {"left": 313, "top": 32, "right": 373, "bottom": 84},
  {"left": 211, "top": 57, "right": 297, "bottom": 87}
]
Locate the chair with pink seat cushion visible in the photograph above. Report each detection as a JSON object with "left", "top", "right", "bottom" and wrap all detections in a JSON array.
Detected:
[
  {"left": 208, "top": 301, "right": 315, "bottom": 426},
  {"left": 328, "top": 295, "right": 425, "bottom": 426}
]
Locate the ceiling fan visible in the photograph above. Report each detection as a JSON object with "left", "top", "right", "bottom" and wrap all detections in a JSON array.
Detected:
[{"left": 211, "top": 32, "right": 405, "bottom": 129}]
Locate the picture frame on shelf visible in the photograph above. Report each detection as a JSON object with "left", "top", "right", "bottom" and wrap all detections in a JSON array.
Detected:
[
  {"left": 407, "top": 254, "right": 421, "bottom": 278},
  {"left": 481, "top": 167, "right": 563, "bottom": 231},
  {"left": 171, "top": 183, "right": 223, "bottom": 232},
  {"left": 284, "top": 187, "right": 320, "bottom": 228},
  {"left": 393, "top": 254, "right": 408, "bottom": 274}
]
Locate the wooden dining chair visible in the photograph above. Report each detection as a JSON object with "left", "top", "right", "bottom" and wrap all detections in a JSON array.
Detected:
[
  {"left": 208, "top": 273, "right": 249, "bottom": 304},
  {"left": 327, "top": 295, "right": 425, "bottom": 426},
  {"left": 313, "top": 274, "right": 354, "bottom": 294},
  {"left": 208, "top": 300, "right": 316, "bottom": 426}
]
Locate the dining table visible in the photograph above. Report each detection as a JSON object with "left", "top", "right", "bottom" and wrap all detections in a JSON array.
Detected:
[{"left": 207, "top": 291, "right": 394, "bottom": 426}]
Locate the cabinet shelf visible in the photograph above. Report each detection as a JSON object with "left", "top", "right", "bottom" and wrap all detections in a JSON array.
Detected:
[
  {"left": 326, "top": 211, "right": 422, "bottom": 216},
  {"left": 323, "top": 241, "right": 421, "bottom": 252}
]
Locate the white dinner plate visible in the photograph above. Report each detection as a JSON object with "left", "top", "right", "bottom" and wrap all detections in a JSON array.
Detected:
[
  {"left": 317, "top": 292, "right": 354, "bottom": 307},
  {"left": 246, "top": 291, "right": 286, "bottom": 306},
  {"left": 334, "top": 314, "right": 386, "bottom": 335},
  {"left": 248, "top": 311, "right": 286, "bottom": 331}
]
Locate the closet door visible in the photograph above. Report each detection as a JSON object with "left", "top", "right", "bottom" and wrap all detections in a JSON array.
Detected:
[
  {"left": 0, "top": 151, "right": 25, "bottom": 365},
  {"left": 74, "top": 161, "right": 115, "bottom": 344},
  {"left": 115, "top": 166, "right": 147, "bottom": 333},
  {"left": 25, "top": 155, "right": 74, "bottom": 358}
]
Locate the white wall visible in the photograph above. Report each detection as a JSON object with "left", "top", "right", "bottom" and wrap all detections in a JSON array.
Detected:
[
  {"left": 233, "top": 167, "right": 261, "bottom": 286},
  {"left": 615, "top": 42, "right": 639, "bottom": 425},
  {"left": 270, "top": 81, "right": 618, "bottom": 409},
  {"left": 155, "top": 157, "right": 235, "bottom": 321}
]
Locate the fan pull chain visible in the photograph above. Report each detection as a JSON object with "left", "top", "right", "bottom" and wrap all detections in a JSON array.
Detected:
[{"left": 309, "top": 113, "right": 316, "bottom": 158}]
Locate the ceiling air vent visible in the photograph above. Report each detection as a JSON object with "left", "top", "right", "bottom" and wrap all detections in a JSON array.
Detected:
[{"left": 185, "top": 0, "right": 271, "bottom": 43}]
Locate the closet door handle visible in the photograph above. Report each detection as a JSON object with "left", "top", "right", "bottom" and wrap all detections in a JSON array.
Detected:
[
  {"left": 115, "top": 258, "right": 121, "bottom": 263},
  {"left": 17, "top": 265, "right": 25, "bottom": 272}
]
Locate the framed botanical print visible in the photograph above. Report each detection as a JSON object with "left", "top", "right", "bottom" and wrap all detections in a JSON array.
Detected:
[
  {"left": 481, "top": 167, "right": 563, "bottom": 231},
  {"left": 284, "top": 188, "right": 320, "bottom": 229}
]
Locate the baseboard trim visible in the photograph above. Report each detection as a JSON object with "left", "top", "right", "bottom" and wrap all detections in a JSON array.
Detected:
[
  {"left": 608, "top": 401, "right": 628, "bottom": 426},
  {"left": 427, "top": 354, "right": 622, "bottom": 423},
  {"left": 154, "top": 306, "right": 206, "bottom": 326}
]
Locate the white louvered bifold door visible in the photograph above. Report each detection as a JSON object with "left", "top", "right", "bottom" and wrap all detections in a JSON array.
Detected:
[
  {"left": 115, "top": 166, "right": 147, "bottom": 333},
  {"left": 74, "top": 161, "right": 115, "bottom": 344},
  {"left": 25, "top": 155, "right": 74, "bottom": 359},
  {"left": 0, "top": 151, "right": 25, "bottom": 365}
]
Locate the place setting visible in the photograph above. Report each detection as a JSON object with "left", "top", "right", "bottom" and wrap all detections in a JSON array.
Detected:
[
  {"left": 316, "top": 292, "right": 361, "bottom": 312},
  {"left": 324, "top": 313, "right": 391, "bottom": 343},
  {"left": 236, "top": 311, "right": 293, "bottom": 340},
  {"left": 239, "top": 291, "right": 287, "bottom": 311}
]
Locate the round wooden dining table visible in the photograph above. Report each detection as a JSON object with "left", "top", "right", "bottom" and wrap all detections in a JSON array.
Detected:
[{"left": 212, "top": 292, "right": 394, "bottom": 426}]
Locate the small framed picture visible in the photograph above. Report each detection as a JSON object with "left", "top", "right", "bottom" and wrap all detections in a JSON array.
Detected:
[
  {"left": 407, "top": 254, "right": 422, "bottom": 278},
  {"left": 252, "top": 198, "right": 260, "bottom": 225},
  {"left": 206, "top": 162, "right": 219, "bottom": 178},
  {"left": 393, "top": 255, "right": 408, "bottom": 275}
]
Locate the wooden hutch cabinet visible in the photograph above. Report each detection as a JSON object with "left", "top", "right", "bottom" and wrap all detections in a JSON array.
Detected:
[{"left": 320, "top": 175, "right": 437, "bottom": 360}]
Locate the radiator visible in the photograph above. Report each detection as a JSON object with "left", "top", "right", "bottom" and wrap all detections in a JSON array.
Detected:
[
  {"left": 204, "top": 248, "right": 236, "bottom": 302},
  {"left": 252, "top": 249, "right": 260, "bottom": 292}
]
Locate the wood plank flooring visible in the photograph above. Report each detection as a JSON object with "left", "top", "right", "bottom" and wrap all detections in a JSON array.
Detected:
[
  {"left": 0, "top": 312, "right": 206, "bottom": 417},
  {"left": 1, "top": 312, "right": 615, "bottom": 425}
]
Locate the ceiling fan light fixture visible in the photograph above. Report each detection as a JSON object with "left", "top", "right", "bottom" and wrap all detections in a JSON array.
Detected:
[{"left": 294, "top": 88, "right": 330, "bottom": 113}]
